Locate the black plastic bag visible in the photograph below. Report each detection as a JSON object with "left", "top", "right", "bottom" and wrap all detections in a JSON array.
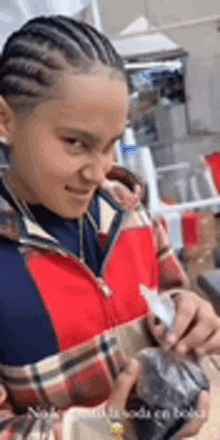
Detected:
[{"left": 128, "top": 347, "right": 209, "bottom": 440}]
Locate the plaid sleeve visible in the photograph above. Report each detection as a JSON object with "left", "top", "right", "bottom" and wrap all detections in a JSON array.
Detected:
[
  {"left": 0, "top": 400, "right": 135, "bottom": 440},
  {"left": 153, "top": 216, "right": 190, "bottom": 291},
  {"left": 0, "top": 383, "right": 61, "bottom": 440}
]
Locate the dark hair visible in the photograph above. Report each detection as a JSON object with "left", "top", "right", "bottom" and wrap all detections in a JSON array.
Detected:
[{"left": 0, "top": 15, "right": 127, "bottom": 113}]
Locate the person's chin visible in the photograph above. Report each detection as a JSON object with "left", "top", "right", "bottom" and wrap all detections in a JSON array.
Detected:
[{"left": 61, "top": 199, "right": 91, "bottom": 219}]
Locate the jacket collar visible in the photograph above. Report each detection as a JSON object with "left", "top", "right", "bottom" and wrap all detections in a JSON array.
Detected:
[{"left": 0, "top": 177, "right": 124, "bottom": 254}]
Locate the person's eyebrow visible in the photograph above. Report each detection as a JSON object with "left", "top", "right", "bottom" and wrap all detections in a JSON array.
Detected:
[{"left": 57, "top": 127, "right": 125, "bottom": 145}]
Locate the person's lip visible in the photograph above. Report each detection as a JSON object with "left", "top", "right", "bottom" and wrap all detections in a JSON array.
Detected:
[{"left": 64, "top": 185, "right": 95, "bottom": 200}]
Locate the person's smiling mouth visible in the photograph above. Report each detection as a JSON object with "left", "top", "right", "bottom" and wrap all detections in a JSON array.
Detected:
[{"left": 64, "top": 185, "right": 95, "bottom": 201}]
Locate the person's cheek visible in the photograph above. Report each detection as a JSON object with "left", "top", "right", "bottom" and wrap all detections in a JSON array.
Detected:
[{"left": 104, "top": 150, "right": 115, "bottom": 175}]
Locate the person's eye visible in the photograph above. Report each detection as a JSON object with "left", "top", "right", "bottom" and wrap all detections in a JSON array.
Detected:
[{"left": 64, "top": 138, "right": 87, "bottom": 154}]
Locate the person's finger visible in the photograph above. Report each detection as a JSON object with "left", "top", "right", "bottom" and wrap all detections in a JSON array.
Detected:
[
  {"left": 0, "top": 385, "right": 7, "bottom": 405},
  {"left": 113, "top": 185, "right": 129, "bottom": 200},
  {"left": 134, "top": 184, "right": 142, "bottom": 197},
  {"left": 196, "top": 329, "right": 220, "bottom": 356},
  {"left": 173, "top": 391, "right": 209, "bottom": 439},
  {"left": 107, "top": 181, "right": 141, "bottom": 209},
  {"left": 166, "top": 293, "right": 199, "bottom": 347},
  {"left": 113, "top": 186, "right": 138, "bottom": 209},
  {"left": 174, "top": 321, "right": 215, "bottom": 355},
  {"left": 169, "top": 295, "right": 219, "bottom": 355},
  {"left": 106, "top": 359, "right": 140, "bottom": 413}
]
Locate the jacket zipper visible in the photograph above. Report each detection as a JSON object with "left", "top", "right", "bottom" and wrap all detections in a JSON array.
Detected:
[
  {"left": 15, "top": 190, "right": 149, "bottom": 326},
  {"left": 20, "top": 212, "right": 128, "bottom": 332},
  {"left": 20, "top": 208, "right": 127, "bottom": 295}
]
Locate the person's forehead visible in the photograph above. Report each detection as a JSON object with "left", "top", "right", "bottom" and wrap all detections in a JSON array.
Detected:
[
  {"left": 52, "top": 68, "right": 129, "bottom": 103},
  {"left": 24, "top": 68, "right": 129, "bottom": 132}
]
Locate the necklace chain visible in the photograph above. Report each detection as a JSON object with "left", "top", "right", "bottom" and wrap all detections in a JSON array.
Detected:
[
  {"left": 2, "top": 176, "right": 33, "bottom": 219},
  {"left": 2, "top": 176, "right": 99, "bottom": 263},
  {"left": 78, "top": 217, "right": 84, "bottom": 262}
]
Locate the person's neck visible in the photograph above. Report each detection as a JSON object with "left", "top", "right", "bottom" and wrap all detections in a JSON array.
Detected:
[{"left": 3, "top": 169, "right": 38, "bottom": 204}]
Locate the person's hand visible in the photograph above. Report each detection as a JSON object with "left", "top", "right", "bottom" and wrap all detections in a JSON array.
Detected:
[
  {"left": 56, "top": 358, "right": 209, "bottom": 440},
  {"left": 106, "top": 358, "right": 140, "bottom": 416},
  {"left": 106, "top": 358, "right": 209, "bottom": 440},
  {"left": 102, "top": 179, "right": 142, "bottom": 210},
  {"left": 148, "top": 289, "right": 220, "bottom": 356}
]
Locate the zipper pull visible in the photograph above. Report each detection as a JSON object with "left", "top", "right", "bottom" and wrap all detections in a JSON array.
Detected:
[{"left": 98, "top": 278, "right": 112, "bottom": 298}]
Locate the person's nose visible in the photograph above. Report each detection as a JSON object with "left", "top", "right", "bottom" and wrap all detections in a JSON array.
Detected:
[{"left": 81, "top": 152, "right": 113, "bottom": 185}]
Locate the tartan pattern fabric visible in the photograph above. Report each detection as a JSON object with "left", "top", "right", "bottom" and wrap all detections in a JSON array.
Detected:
[
  {"left": 0, "top": 407, "right": 61, "bottom": 440},
  {"left": 0, "top": 332, "right": 124, "bottom": 440},
  {"left": 1, "top": 310, "right": 155, "bottom": 413},
  {"left": 0, "top": 317, "right": 152, "bottom": 440},
  {"left": 0, "top": 332, "right": 125, "bottom": 411},
  {"left": 0, "top": 178, "right": 189, "bottom": 439}
]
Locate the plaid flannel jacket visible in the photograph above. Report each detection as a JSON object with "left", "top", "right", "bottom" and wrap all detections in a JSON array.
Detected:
[{"left": 0, "top": 177, "right": 189, "bottom": 439}]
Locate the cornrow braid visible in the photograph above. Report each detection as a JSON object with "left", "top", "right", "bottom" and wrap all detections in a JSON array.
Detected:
[{"left": 0, "top": 15, "right": 127, "bottom": 113}]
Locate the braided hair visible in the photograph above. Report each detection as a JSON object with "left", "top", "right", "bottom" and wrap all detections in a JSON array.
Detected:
[{"left": 0, "top": 15, "right": 127, "bottom": 113}]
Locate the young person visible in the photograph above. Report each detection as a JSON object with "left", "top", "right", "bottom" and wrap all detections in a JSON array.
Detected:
[{"left": 0, "top": 15, "right": 218, "bottom": 439}]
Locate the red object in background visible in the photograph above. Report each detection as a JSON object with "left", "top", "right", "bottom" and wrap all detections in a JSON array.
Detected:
[
  {"left": 205, "top": 152, "right": 220, "bottom": 192},
  {"left": 182, "top": 211, "right": 201, "bottom": 249}
]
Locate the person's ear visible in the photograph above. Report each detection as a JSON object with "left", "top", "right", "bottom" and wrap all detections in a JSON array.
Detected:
[{"left": 0, "top": 96, "right": 15, "bottom": 143}]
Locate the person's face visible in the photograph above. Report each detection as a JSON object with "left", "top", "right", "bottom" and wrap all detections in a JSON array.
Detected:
[{"left": 4, "top": 67, "right": 129, "bottom": 219}]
